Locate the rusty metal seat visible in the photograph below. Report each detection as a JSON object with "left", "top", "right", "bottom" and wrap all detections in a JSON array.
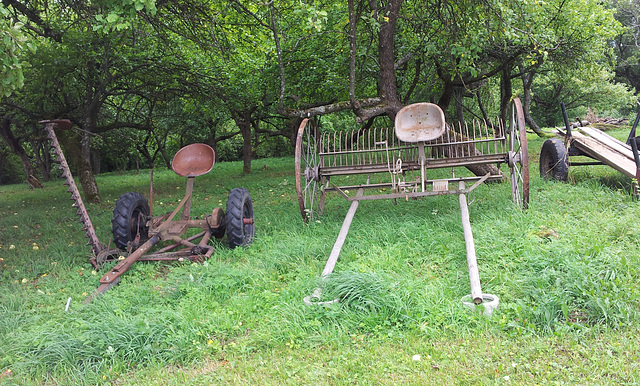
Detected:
[
  {"left": 172, "top": 143, "right": 215, "bottom": 177},
  {"left": 394, "top": 103, "right": 446, "bottom": 143}
]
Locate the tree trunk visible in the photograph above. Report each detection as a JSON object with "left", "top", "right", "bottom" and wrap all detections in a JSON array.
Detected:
[
  {"left": 499, "top": 65, "right": 513, "bottom": 124},
  {"left": 376, "top": 0, "right": 404, "bottom": 120},
  {"left": 240, "top": 121, "right": 252, "bottom": 174},
  {"left": 251, "top": 120, "right": 260, "bottom": 158},
  {"left": 476, "top": 91, "right": 489, "bottom": 122},
  {"left": 454, "top": 86, "right": 464, "bottom": 124},
  {"left": 74, "top": 56, "right": 104, "bottom": 203},
  {"left": 0, "top": 118, "right": 37, "bottom": 181},
  {"left": 438, "top": 80, "right": 455, "bottom": 110},
  {"left": 231, "top": 109, "right": 255, "bottom": 174},
  {"left": 91, "top": 147, "right": 101, "bottom": 175},
  {"left": 33, "top": 140, "right": 52, "bottom": 181},
  {"left": 60, "top": 128, "right": 101, "bottom": 203},
  {"left": 519, "top": 64, "right": 544, "bottom": 136},
  {"left": 79, "top": 130, "right": 100, "bottom": 202},
  {"left": 286, "top": 117, "right": 303, "bottom": 148},
  {"left": 347, "top": 0, "right": 404, "bottom": 124}
]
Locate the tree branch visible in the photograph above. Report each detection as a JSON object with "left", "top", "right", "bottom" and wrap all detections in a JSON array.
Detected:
[{"left": 2, "top": 0, "right": 63, "bottom": 41}]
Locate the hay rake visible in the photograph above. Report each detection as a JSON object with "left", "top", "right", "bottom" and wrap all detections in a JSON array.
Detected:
[{"left": 296, "top": 99, "right": 529, "bottom": 313}]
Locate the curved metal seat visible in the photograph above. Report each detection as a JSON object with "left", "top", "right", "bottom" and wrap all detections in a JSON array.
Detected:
[
  {"left": 172, "top": 143, "right": 215, "bottom": 177},
  {"left": 394, "top": 103, "right": 446, "bottom": 143}
]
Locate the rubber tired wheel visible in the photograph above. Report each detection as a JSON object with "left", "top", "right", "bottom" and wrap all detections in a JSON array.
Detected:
[
  {"left": 226, "top": 188, "right": 255, "bottom": 249},
  {"left": 539, "top": 138, "right": 569, "bottom": 181},
  {"left": 112, "top": 192, "right": 150, "bottom": 251}
]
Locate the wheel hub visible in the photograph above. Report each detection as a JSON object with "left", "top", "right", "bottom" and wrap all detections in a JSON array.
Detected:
[
  {"left": 304, "top": 166, "right": 321, "bottom": 182},
  {"left": 508, "top": 151, "right": 521, "bottom": 167}
]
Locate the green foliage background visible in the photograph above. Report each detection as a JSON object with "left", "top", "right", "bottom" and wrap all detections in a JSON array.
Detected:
[{"left": 1, "top": 0, "right": 639, "bottom": 184}]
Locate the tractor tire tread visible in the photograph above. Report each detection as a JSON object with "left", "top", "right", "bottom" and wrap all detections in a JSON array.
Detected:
[
  {"left": 540, "top": 138, "right": 569, "bottom": 181},
  {"left": 225, "top": 188, "right": 254, "bottom": 249},
  {"left": 112, "top": 192, "right": 150, "bottom": 250}
]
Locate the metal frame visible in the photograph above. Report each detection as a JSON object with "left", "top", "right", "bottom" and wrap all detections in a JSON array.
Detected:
[
  {"left": 296, "top": 99, "right": 529, "bottom": 222},
  {"left": 41, "top": 120, "right": 254, "bottom": 303},
  {"left": 88, "top": 172, "right": 224, "bottom": 302},
  {"left": 296, "top": 98, "right": 529, "bottom": 308}
]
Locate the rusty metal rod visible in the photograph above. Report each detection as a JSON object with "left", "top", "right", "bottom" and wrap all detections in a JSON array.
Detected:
[
  {"left": 99, "top": 234, "right": 160, "bottom": 285},
  {"left": 138, "top": 250, "right": 193, "bottom": 260},
  {"left": 150, "top": 169, "right": 154, "bottom": 216},
  {"left": 154, "top": 231, "right": 206, "bottom": 253}
]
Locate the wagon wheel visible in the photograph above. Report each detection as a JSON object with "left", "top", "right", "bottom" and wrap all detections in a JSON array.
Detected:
[
  {"left": 295, "top": 118, "right": 325, "bottom": 222},
  {"left": 508, "top": 98, "right": 530, "bottom": 209}
]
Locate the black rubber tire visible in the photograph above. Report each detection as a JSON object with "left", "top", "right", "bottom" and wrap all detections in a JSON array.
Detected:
[
  {"left": 225, "top": 188, "right": 255, "bottom": 249},
  {"left": 540, "top": 138, "right": 569, "bottom": 181},
  {"left": 112, "top": 192, "right": 151, "bottom": 250}
]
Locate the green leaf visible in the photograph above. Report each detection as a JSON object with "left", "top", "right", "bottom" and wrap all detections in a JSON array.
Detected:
[{"left": 106, "top": 12, "right": 120, "bottom": 23}]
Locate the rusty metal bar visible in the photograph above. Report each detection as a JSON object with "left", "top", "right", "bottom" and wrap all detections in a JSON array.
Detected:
[
  {"left": 154, "top": 231, "right": 206, "bottom": 253},
  {"left": 42, "top": 120, "right": 103, "bottom": 258}
]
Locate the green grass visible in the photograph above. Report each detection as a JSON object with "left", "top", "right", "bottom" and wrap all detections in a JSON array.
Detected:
[{"left": 1, "top": 132, "right": 640, "bottom": 384}]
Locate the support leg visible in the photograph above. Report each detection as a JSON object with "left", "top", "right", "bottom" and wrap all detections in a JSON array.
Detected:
[
  {"left": 305, "top": 188, "right": 364, "bottom": 304},
  {"left": 459, "top": 182, "right": 483, "bottom": 304}
]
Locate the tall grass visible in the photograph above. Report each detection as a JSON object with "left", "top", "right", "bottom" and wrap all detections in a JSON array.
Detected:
[{"left": 1, "top": 135, "right": 640, "bottom": 383}]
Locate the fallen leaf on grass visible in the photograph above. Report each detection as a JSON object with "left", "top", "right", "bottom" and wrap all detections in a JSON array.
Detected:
[{"left": 536, "top": 225, "right": 558, "bottom": 240}]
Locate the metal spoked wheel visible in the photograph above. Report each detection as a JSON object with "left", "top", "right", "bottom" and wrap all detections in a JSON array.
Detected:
[
  {"left": 295, "top": 118, "right": 325, "bottom": 222},
  {"left": 508, "top": 98, "right": 530, "bottom": 209}
]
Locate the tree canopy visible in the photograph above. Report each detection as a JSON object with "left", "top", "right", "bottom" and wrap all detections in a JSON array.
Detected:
[{"left": 0, "top": 0, "right": 637, "bottom": 190}]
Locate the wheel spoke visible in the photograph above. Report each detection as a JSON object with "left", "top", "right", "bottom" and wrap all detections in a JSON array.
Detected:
[
  {"left": 514, "top": 167, "right": 523, "bottom": 202},
  {"left": 308, "top": 180, "right": 317, "bottom": 214},
  {"left": 515, "top": 162, "right": 523, "bottom": 180},
  {"left": 508, "top": 98, "right": 529, "bottom": 209},
  {"left": 295, "top": 118, "right": 323, "bottom": 221},
  {"left": 304, "top": 176, "right": 314, "bottom": 193}
]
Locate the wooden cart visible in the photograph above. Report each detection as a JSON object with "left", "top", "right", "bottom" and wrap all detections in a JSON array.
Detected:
[{"left": 539, "top": 103, "right": 640, "bottom": 191}]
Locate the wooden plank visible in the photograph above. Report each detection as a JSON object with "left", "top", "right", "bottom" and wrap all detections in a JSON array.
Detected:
[
  {"left": 578, "top": 127, "right": 632, "bottom": 157},
  {"left": 553, "top": 126, "right": 639, "bottom": 178},
  {"left": 569, "top": 130, "right": 637, "bottom": 178}
]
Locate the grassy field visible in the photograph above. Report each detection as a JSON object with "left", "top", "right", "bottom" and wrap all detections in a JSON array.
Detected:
[{"left": 1, "top": 132, "right": 640, "bottom": 384}]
